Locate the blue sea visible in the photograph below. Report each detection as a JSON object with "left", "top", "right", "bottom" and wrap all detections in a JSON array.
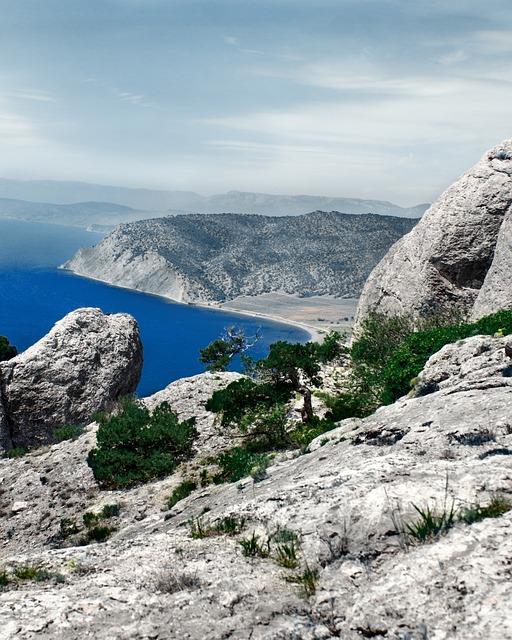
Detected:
[{"left": 0, "top": 218, "right": 309, "bottom": 397}]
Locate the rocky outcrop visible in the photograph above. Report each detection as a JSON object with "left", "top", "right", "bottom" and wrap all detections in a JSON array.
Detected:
[
  {"left": 62, "top": 211, "right": 417, "bottom": 302},
  {"left": 356, "top": 140, "right": 512, "bottom": 323},
  {"left": 1, "top": 333, "right": 512, "bottom": 638},
  {"left": 472, "top": 204, "right": 512, "bottom": 319},
  {"left": 0, "top": 308, "right": 143, "bottom": 451}
]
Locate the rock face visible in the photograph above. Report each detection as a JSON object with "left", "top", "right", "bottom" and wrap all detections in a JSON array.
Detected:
[
  {"left": 62, "top": 211, "right": 417, "bottom": 303},
  {"left": 356, "top": 140, "right": 512, "bottom": 322},
  {"left": 472, "top": 204, "right": 512, "bottom": 318},
  {"left": 1, "top": 334, "right": 512, "bottom": 638},
  {"left": 0, "top": 308, "right": 143, "bottom": 451}
]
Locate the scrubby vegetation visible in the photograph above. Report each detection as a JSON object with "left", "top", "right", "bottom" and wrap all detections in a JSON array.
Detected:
[
  {"left": 0, "top": 335, "right": 17, "bottom": 361},
  {"left": 58, "top": 504, "right": 121, "bottom": 547},
  {"left": 347, "top": 307, "right": 512, "bottom": 412},
  {"left": 88, "top": 398, "right": 197, "bottom": 489}
]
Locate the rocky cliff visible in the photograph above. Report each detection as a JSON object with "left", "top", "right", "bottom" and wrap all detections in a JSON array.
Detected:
[
  {"left": 62, "top": 211, "right": 417, "bottom": 303},
  {"left": 0, "top": 308, "right": 143, "bottom": 452},
  {"left": 0, "top": 332, "right": 511, "bottom": 638},
  {"left": 356, "top": 140, "right": 512, "bottom": 323}
]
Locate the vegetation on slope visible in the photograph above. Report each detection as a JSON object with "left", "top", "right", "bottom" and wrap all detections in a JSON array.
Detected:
[{"left": 0, "top": 336, "right": 17, "bottom": 361}]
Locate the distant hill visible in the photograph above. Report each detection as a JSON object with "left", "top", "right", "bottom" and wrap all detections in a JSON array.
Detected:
[
  {"left": 0, "top": 178, "right": 428, "bottom": 219},
  {"left": 63, "top": 211, "right": 418, "bottom": 303},
  {"left": 0, "top": 198, "right": 158, "bottom": 230}
]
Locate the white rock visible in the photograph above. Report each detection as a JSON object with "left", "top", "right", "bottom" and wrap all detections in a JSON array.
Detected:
[
  {"left": 0, "top": 308, "right": 143, "bottom": 451},
  {"left": 356, "top": 140, "right": 512, "bottom": 323}
]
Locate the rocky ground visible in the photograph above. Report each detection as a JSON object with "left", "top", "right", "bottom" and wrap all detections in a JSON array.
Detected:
[{"left": 1, "top": 333, "right": 512, "bottom": 639}]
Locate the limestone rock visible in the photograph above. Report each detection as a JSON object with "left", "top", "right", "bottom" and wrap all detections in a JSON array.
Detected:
[
  {"left": 1, "top": 333, "right": 512, "bottom": 638},
  {"left": 356, "top": 140, "right": 512, "bottom": 323},
  {"left": 0, "top": 308, "right": 143, "bottom": 451},
  {"left": 472, "top": 203, "right": 512, "bottom": 319},
  {"left": 0, "top": 400, "right": 11, "bottom": 452}
]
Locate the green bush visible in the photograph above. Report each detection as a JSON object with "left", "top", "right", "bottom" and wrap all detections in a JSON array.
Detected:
[
  {"left": 0, "top": 336, "right": 17, "bottom": 362},
  {"left": 53, "top": 424, "right": 85, "bottom": 443},
  {"left": 6, "top": 447, "right": 26, "bottom": 459},
  {"left": 212, "top": 447, "right": 270, "bottom": 484},
  {"left": 88, "top": 400, "right": 197, "bottom": 489},
  {"left": 349, "top": 309, "right": 512, "bottom": 409},
  {"left": 167, "top": 480, "right": 197, "bottom": 509}
]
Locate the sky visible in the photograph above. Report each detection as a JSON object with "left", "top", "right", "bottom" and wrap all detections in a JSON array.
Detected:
[{"left": 1, "top": 0, "right": 512, "bottom": 206}]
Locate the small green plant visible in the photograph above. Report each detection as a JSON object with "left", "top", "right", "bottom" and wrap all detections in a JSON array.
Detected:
[
  {"left": 274, "top": 542, "right": 299, "bottom": 569},
  {"left": 0, "top": 570, "right": 11, "bottom": 587},
  {"left": 101, "top": 503, "right": 121, "bottom": 519},
  {"left": 458, "top": 495, "right": 512, "bottom": 524},
  {"left": 59, "top": 518, "right": 80, "bottom": 539},
  {"left": 188, "top": 517, "right": 209, "bottom": 540},
  {"left": 79, "top": 524, "right": 115, "bottom": 545},
  {"left": 405, "top": 503, "right": 456, "bottom": 543},
  {"left": 271, "top": 527, "right": 300, "bottom": 544},
  {"left": 167, "top": 480, "right": 197, "bottom": 509},
  {"left": 6, "top": 447, "right": 26, "bottom": 459},
  {"left": 82, "top": 512, "right": 100, "bottom": 528},
  {"left": 284, "top": 564, "right": 319, "bottom": 598},
  {"left": 59, "top": 506, "right": 120, "bottom": 546},
  {"left": 238, "top": 531, "right": 270, "bottom": 558},
  {"left": 215, "top": 516, "right": 246, "bottom": 536},
  {"left": 13, "top": 565, "right": 40, "bottom": 580}
]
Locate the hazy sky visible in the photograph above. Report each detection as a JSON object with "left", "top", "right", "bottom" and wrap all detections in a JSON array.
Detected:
[{"left": 1, "top": 0, "right": 512, "bottom": 205}]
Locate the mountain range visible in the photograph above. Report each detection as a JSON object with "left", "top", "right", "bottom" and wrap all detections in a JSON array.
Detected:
[{"left": 0, "top": 178, "right": 428, "bottom": 226}]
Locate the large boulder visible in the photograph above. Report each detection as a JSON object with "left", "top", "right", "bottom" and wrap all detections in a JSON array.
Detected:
[
  {"left": 0, "top": 308, "right": 143, "bottom": 450},
  {"left": 472, "top": 203, "right": 512, "bottom": 319},
  {"left": 356, "top": 140, "right": 512, "bottom": 323}
]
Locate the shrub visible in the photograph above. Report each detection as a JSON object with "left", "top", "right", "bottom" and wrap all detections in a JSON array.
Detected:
[
  {"left": 88, "top": 400, "right": 197, "bottom": 489},
  {"left": 53, "top": 424, "right": 85, "bottom": 443},
  {"left": 212, "top": 448, "right": 270, "bottom": 484},
  {"left": 0, "top": 336, "right": 17, "bottom": 362},
  {"left": 6, "top": 447, "right": 26, "bottom": 459},
  {"left": 79, "top": 524, "right": 114, "bottom": 545},
  {"left": 0, "top": 571, "right": 10, "bottom": 587},
  {"left": 351, "top": 309, "right": 512, "bottom": 408},
  {"left": 13, "top": 565, "right": 40, "bottom": 580},
  {"left": 167, "top": 480, "right": 197, "bottom": 509}
]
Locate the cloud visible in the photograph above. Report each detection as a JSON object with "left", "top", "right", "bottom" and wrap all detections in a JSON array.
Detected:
[{"left": 0, "top": 112, "right": 47, "bottom": 146}]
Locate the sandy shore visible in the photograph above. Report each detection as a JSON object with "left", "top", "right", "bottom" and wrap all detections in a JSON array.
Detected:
[{"left": 211, "top": 293, "right": 359, "bottom": 342}]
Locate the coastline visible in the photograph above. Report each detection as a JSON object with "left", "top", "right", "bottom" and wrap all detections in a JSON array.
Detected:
[{"left": 59, "top": 267, "right": 358, "bottom": 343}]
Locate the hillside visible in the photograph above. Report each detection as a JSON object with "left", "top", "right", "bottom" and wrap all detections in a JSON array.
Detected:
[
  {"left": 1, "top": 317, "right": 512, "bottom": 639},
  {"left": 0, "top": 198, "right": 157, "bottom": 231},
  {"left": 62, "top": 211, "right": 417, "bottom": 303}
]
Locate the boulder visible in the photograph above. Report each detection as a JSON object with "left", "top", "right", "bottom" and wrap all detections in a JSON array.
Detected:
[
  {"left": 356, "top": 140, "right": 512, "bottom": 323},
  {"left": 0, "top": 308, "right": 143, "bottom": 450},
  {"left": 472, "top": 203, "right": 512, "bottom": 319}
]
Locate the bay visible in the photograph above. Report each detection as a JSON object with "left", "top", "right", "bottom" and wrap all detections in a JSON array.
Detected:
[{"left": 0, "top": 218, "right": 309, "bottom": 397}]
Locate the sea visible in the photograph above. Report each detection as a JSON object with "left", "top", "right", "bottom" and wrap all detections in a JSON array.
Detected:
[{"left": 0, "top": 218, "right": 309, "bottom": 397}]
